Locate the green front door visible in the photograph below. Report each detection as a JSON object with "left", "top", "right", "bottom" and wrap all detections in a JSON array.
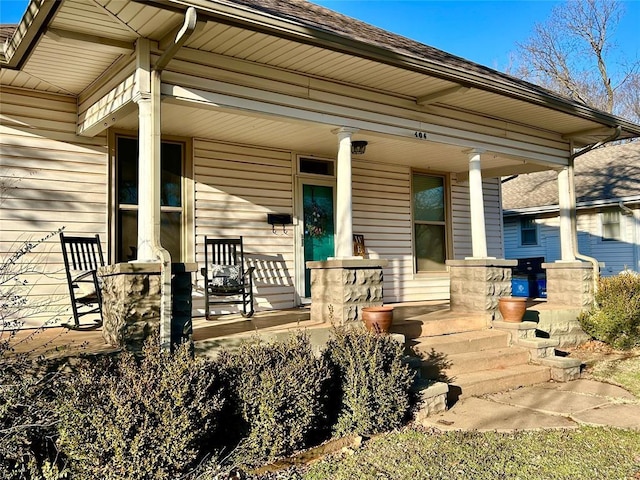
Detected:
[{"left": 303, "top": 184, "right": 335, "bottom": 297}]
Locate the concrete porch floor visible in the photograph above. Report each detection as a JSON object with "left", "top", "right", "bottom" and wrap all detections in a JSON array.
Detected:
[
  {"left": 5, "top": 300, "right": 448, "bottom": 359},
  {"left": 192, "top": 300, "right": 452, "bottom": 358},
  {"left": 6, "top": 299, "right": 556, "bottom": 360}
]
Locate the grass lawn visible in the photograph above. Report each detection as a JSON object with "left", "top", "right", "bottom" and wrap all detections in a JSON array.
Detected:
[
  {"left": 588, "top": 355, "right": 640, "bottom": 397},
  {"left": 295, "top": 427, "right": 640, "bottom": 480},
  {"left": 569, "top": 342, "right": 640, "bottom": 396}
]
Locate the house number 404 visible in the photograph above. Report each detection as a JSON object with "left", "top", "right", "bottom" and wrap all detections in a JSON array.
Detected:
[{"left": 414, "top": 131, "right": 428, "bottom": 140}]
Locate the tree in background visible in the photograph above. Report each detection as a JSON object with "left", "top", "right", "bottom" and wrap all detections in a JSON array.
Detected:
[{"left": 511, "top": 0, "right": 640, "bottom": 123}]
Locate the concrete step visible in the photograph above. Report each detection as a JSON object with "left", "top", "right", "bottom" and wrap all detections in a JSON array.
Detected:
[
  {"left": 409, "top": 329, "right": 509, "bottom": 357},
  {"left": 449, "top": 364, "right": 551, "bottom": 399},
  {"left": 392, "top": 311, "right": 489, "bottom": 339},
  {"left": 421, "top": 346, "right": 531, "bottom": 379},
  {"left": 523, "top": 304, "right": 590, "bottom": 347}
]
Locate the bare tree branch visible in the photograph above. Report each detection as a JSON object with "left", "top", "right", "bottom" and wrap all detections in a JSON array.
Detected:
[{"left": 510, "top": 0, "right": 639, "bottom": 122}]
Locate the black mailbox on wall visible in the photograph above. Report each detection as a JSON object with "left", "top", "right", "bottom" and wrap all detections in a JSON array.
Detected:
[{"left": 267, "top": 213, "right": 293, "bottom": 234}]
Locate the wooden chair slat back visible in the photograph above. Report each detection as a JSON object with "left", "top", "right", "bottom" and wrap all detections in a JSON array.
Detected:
[
  {"left": 201, "top": 236, "right": 254, "bottom": 318},
  {"left": 205, "top": 237, "right": 243, "bottom": 268},
  {"left": 60, "top": 233, "right": 105, "bottom": 271}
]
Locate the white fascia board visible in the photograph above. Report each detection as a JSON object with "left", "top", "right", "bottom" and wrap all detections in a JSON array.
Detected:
[
  {"left": 161, "top": 0, "right": 640, "bottom": 139},
  {"left": 160, "top": 75, "right": 570, "bottom": 165}
]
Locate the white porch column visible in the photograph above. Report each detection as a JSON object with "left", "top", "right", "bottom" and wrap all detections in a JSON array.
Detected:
[
  {"left": 557, "top": 166, "right": 576, "bottom": 261},
  {"left": 467, "top": 149, "right": 489, "bottom": 258},
  {"left": 334, "top": 127, "right": 358, "bottom": 258},
  {"left": 134, "top": 39, "right": 172, "bottom": 349},
  {"left": 134, "top": 38, "right": 162, "bottom": 263}
]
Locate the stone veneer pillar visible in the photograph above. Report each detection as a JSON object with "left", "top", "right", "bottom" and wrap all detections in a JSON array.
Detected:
[
  {"left": 447, "top": 259, "right": 517, "bottom": 316},
  {"left": 98, "top": 262, "right": 197, "bottom": 351},
  {"left": 542, "top": 261, "right": 595, "bottom": 308},
  {"left": 306, "top": 258, "right": 389, "bottom": 325}
]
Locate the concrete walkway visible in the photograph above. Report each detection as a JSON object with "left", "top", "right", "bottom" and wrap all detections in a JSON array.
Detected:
[{"left": 420, "top": 379, "right": 640, "bottom": 432}]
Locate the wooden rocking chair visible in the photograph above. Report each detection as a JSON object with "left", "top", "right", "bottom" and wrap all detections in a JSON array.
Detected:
[
  {"left": 201, "top": 237, "right": 255, "bottom": 319},
  {"left": 60, "top": 232, "right": 105, "bottom": 328}
]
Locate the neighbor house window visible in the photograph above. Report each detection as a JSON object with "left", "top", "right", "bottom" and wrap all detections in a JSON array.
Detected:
[
  {"left": 601, "top": 210, "right": 622, "bottom": 241},
  {"left": 412, "top": 173, "right": 447, "bottom": 272},
  {"left": 115, "top": 135, "right": 185, "bottom": 262},
  {"left": 520, "top": 218, "right": 538, "bottom": 246}
]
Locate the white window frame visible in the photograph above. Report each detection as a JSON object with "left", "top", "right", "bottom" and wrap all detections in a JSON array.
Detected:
[
  {"left": 109, "top": 131, "right": 194, "bottom": 263},
  {"left": 601, "top": 209, "right": 623, "bottom": 242},
  {"left": 519, "top": 217, "right": 538, "bottom": 246}
]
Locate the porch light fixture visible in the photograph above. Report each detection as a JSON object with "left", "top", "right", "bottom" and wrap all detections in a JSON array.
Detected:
[{"left": 351, "top": 140, "right": 368, "bottom": 155}]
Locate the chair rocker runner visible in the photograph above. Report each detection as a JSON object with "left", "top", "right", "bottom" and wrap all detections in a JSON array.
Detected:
[
  {"left": 201, "top": 237, "right": 255, "bottom": 319},
  {"left": 60, "top": 232, "right": 105, "bottom": 328}
]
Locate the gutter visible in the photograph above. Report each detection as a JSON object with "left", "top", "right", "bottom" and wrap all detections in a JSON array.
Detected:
[
  {"left": 569, "top": 127, "right": 622, "bottom": 297},
  {"left": 5, "top": 0, "right": 640, "bottom": 139},
  {"left": 144, "top": 0, "right": 640, "bottom": 140},
  {"left": 1, "top": 0, "right": 61, "bottom": 69}
]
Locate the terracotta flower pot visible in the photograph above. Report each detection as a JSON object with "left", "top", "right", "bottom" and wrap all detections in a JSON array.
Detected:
[
  {"left": 498, "top": 296, "right": 527, "bottom": 323},
  {"left": 362, "top": 306, "right": 394, "bottom": 334}
]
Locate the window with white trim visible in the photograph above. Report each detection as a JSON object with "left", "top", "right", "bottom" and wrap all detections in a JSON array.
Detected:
[
  {"left": 601, "top": 210, "right": 622, "bottom": 241},
  {"left": 115, "top": 135, "right": 186, "bottom": 262},
  {"left": 520, "top": 217, "right": 538, "bottom": 246}
]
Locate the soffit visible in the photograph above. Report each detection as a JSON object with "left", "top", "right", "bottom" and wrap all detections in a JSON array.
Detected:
[
  {"left": 2, "top": 0, "right": 635, "bottom": 146},
  {"left": 114, "top": 100, "right": 542, "bottom": 175}
]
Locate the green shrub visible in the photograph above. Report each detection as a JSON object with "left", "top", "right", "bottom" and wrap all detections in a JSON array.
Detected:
[
  {"left": 56, "top": 340, "right": 224, "bottom": 480},
  {"left": 579, "top": 272, "right": 640, "bottom": 349},
  {"left": 215, "top": 332, "right": 331, "bottom": 465},
  {"left": 324, "top": 327, "right": 415, "bottom": 437}
]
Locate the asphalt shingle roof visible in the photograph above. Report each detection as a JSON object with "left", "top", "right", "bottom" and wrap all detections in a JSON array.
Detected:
[
  {"left": 502, "top": 142, "right": 640, "bottom": 211},
  {"left": 227, "top": 0, "right": 575, "bottom": 101},
  {"left": 0, "top": 25, "right": 16, "bottom": 44}
]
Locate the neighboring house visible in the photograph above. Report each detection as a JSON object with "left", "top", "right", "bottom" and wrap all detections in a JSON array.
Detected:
[
  {"left": 2, "top": 0, "right": 640, "bottom": 329},
  {"left": 503, "top": 142, "right": 640, "bottom": 278}
]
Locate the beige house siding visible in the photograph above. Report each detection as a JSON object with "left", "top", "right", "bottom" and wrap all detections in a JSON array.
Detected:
[
  {"left": 451, "top": 178, "right": 504, "bottom": 259},
  {"left": 193, "top": 139, "right": 296, "bottom": 314},
  {"left": 1, "top": 87, "right": 108, "bottom": 327},
  {"left": 192, "top": 145, "right": 469, "bottom": 311},
  {"left": 352, "top": 160, "right": 453, "bottom": 302},
  {"left": 1, "top": 88, "right": 506, "bottom": 325}
]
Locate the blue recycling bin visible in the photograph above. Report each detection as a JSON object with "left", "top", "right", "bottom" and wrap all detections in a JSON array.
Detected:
[
  {"left": 511, "top": 275, "right": 530, "bottom": 297},
  {"left": 536, "top": 275, "right": 547, "bottom": 298}
]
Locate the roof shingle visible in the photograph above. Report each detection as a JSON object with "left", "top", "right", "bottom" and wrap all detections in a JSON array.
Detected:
[{"left": 502, "top": 142, "right": 640, "bottom": 211}]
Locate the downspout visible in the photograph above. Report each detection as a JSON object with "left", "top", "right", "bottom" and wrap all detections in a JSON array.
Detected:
[
  {"left": 568, "top": 126, "right": 622, "bottom": 298},
  {"left": 619, "top": 201, "right": 639, "bottom": 273},
  {"left": 152, "top": 7, "right": 198, "bottom": 350}
]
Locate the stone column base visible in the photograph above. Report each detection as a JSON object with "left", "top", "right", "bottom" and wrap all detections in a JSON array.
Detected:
[
  {"left": 98, "top": 262, "right": 197, "bottom": 351},
  {"left": 306, "top": 258, "right": 389, "bottom": 325},
  {"left": 542, "top": 261, "right": 595, "bottom": 308},
  {"left": 447, "top": 259, "right": 516, "bottom": 316}
]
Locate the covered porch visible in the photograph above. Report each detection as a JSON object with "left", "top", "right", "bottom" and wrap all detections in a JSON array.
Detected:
[
  {"left": 90, "top": 12, "right": 606, "bottom": 348},
  {"left": 3, "top": 0, "right": 639, "bottom": 345}
]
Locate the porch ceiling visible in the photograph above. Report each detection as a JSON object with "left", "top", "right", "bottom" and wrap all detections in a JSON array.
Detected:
[
  {"left": 115, "top": 101, "right": 542, "bottom": 175},
  {"left": 3, "top": 0, "right": 638, "bottom": 147}
]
